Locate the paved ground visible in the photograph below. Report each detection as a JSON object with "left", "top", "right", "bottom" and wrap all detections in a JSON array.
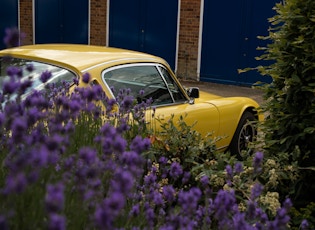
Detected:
[{"left": 179, "top": 79, "right": 264, "bottom": 105}]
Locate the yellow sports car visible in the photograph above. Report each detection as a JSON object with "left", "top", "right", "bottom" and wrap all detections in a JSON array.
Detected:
[{"left": 0, "top": 44, "right": 262, "bottom": 157}]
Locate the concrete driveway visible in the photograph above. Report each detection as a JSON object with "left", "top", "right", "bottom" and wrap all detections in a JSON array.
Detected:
[{"left": 180, "top": 80, "right": 264, "bottom": 106}]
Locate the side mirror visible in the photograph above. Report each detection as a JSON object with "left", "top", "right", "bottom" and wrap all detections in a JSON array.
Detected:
[{"left": 187, "top": 87, "right": 199, "bottom": 98}]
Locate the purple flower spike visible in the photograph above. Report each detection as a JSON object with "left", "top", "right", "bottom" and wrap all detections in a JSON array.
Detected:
[
  {"left": 26, "top": 63, "right": 34, "bottom": 72},
  {"left": 106, "top": 192, "right": 126, "bottom": 215},
  {"left": 300, "top": 219, "right": 309, "bottom": 230},
  {"left": 253, "top": 152, "right": 264, "bottom": 173},
  {"left": 232, "top": 213, "right": 252, "bottom": 230},
  {"left": 11, "top": 118, "right": 27, "bottom": 142},
  {"left": 130, "top": 136, "right": 151, "bottom": 153},
  {"left": 226, "top": 165, "right": 233, "bottom": 179},
  {"left": 0, "top": 113, "right": 4, "bottom": 126},
  {"left": 48, "top": 213, "right": 66, "bottom": 230},
  {"left": 6, "top": 66, "right": 22, "bottom": 77},
  {"left": 213, "top": 189, "right": 236, "bottom": 220},
  {"left": 139, "top": 89, "right": 145, "bottom": 96},
  {"left": 144, "top": 170, "right": 157, "bottom": 186},
  {"left": 162, "top": 185, "right": 176, "bottom": 203},
  {"left": 95, "top": 193, "right": 126, "bottom": 229},
  {"left": 129, "top": 204, "right": 140, "bottom": 217},
  {"left": 2, "top": 79, "right": 20, "bottom": 95},
  {"left": 111, "top": 169, "right": 134, "bottom": 194},
  {"left": 145, "top": 205, "right": 155, "bottom": 228},
  {"left": 250, "top": 183, "right": 264, "bottom": 200},
  {"left": 120, "top": 151, "right": 144, "bottom": 175},
  {"left": 113, "top": 135, "right": 127, "bottom": 153},
  {"left": 282, "top": 198, "right": 292, "bottom": 211},
  {"left": 3, "top": 27, "right": 25, "bottom": 48},
  {"left": 182, "top": 171, "right": 191, "bottom": 184},
  {"left": 169, "top": 162, "right": 183, "bottom": 179},
  {"left": 31, "top": 145, "right": 49, "bottom": 168},
  {"left": 120, "top": 95, "right": 134, "bottom": 111},
  {"left": 72, "top": 77, "right": 79, "bottom": 85},
  {"left": 82, "top": 72, "right": 90, "bottom": 83},
  {"left": 79, "top": 147, "right": 97, "bottom": 165},
  {"left": 178, "top": 187, "right": 202, "bottom": 212},
  {"left": 234, "top": 162, "right": 243, "bottom": 174},
  {"left": 40, "top": 70, "right": 52, "bottom": 83},
  {"left": 45, "top": 183, "right": 65, "bottom": 213},
  {"left": 159, "top": 156, "right": 168, "bottom": 165},
  {"left": 4, "top": 172, "right": 28, "bottom": 194},
  {"left": 200, "top": 175, "right": 209, "bottom": 187},
  {"left": 152, "top": 190, "right": 164, "bottom": 206},
  {"left": 94, "top": 206, "right": 112, "bottom": 229},
  {"left": 267, "top": 198, "right": 292, "bottom": 229}
]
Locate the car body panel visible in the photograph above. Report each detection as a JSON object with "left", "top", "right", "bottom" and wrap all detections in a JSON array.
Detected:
[
  {"left": 148, "top": 101, "right": 220, "bottom": 139},
  {"left": 0, "top": 44, "right": 262, "bottom": 153}
]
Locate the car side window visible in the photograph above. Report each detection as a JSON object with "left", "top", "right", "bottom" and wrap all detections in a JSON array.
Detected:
[
  {"left": 158, "top": 66, "right": 187, "bottom": 103},
  {"left": 0, "top": 57, "right": 77, "bottom": 95},
  {"left": 102, "top": 64, "right": 173, "bottom": 106}
]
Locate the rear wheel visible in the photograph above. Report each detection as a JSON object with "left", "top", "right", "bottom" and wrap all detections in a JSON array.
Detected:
[{"left": 229, "top": 111, "right": 257, "bottom": 159}]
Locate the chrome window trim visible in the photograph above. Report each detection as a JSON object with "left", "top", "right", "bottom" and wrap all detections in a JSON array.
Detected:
[
  {"left": 156, "top": 64, "right": 175, "bottom": 102},
  {"left": 82, "top": 58, "right": 159, "bottom": 73},
  {"left": 156, "top": 64, "right": 188, "bottom": 103}
]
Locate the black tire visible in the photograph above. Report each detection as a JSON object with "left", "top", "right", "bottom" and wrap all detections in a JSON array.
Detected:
[{"left": 229, "top": 111, "right": 257, "bottom": 159}]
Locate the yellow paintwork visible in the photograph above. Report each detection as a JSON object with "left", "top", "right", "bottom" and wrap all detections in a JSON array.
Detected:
[{"left": 0, "top": 44, "right": 262, "bottom": 151}]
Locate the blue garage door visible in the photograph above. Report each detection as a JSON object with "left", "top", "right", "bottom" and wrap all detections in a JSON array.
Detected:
[
  {"left": 109, "top": 0, "right": 178, "bottom": 70},
  {"left": 0, "top": 0, "right": 18, "bottom": 49},
  {"left": 35, "top": 0, "right": 88, "bottom": 44},
  {"left": 200, "top": 0, "right": 276, "bottom": 85}
]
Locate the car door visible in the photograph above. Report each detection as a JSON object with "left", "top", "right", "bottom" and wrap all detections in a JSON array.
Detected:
[{"left": 102, "top": 63, "right": 220, "bottom": 139}]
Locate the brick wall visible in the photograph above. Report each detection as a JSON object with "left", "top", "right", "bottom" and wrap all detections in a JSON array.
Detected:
[
  {"left": 90, "top": 0, "right": 107, "bottom": 46},
  {"left": 19, "top": 0, "right": 200, "bottom": 81},
  {"left": 177, "top": 0, "right": 201, "bottom": 80},
  {"left": 20, "top": 0, "right": 33, "bottom": 45}
]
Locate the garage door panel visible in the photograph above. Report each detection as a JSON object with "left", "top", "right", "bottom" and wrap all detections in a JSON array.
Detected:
[
  {"left": 35, "top": 0, "right": 61, "bottom": 43},
  {"left": 201, "top": 0, "right": 275, "bottom": 85},
  {"left": 145, "top": 1, "right": 178, "bottom": 68},
  {"left": 63, "top": 0, "right": 89, "bottom": 43},
  {"left": 109, "top": 0, "right": 178, "bottom": 70},
  {"left": 201, "top": 0, "right": 243, "bottom": 83},
  {"left": 35, "top": 0, "right": 88, "bottom": 44},
  {"left": 109, "top": 0, "right": 142, "bottom": 49}
]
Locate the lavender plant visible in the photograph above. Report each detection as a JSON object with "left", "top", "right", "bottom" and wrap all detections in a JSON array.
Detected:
[{"left": 0, "top": 27, "right": 308, "bottom": 229}]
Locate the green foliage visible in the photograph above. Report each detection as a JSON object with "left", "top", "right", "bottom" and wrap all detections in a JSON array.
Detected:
[
  {"left": 290, "top": 202, "right": 315, "bottom": 230},
  {"left": 145, "top": 115, "right": 283, "bottom": 218},
  {"left": 260, "top": 0, "right": 315, "bottom": 155},
  {"left": 253, "top": 0, "right": 315, "bottom": 214},
  {"left": 145, "top": 114, "right": 220, "bottom": 181}
]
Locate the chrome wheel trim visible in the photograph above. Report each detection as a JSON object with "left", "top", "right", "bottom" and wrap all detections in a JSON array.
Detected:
[{"left": 238, "top": 122, "right": 256, "bottom": 157}]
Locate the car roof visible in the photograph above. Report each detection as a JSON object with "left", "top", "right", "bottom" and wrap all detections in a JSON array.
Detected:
[{"left": 0, "top": 44, "right": 169, "bottom": 72}]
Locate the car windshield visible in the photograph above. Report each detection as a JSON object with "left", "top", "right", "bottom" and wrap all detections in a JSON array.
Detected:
[{"left": 0, "top": 57, "right": 77, "bottom": 97}]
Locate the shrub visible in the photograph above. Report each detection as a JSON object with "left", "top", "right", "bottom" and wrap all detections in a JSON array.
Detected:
[
  {"left": 0, "top": 27, "right": 308, "bottom": 229},
  {"left": 250, "top": 0, "right": 315, "bottom": 209},
  {"left": 239, "top": 0, "right": 315, "bottom": 227}
]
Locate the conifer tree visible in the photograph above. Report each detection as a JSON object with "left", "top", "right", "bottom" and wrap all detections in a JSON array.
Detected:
[{"left": 258, "top": 0, "right": 315, "bottom": 206}]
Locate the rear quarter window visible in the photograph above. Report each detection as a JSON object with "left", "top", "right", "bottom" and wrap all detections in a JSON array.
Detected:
[{"left": 0, "top": 57, "right": 77, "bottom": 95}]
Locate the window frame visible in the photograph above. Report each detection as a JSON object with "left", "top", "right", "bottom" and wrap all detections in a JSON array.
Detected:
[{"left": 101, "top": 63, "right": 188, "bottom": 107}]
